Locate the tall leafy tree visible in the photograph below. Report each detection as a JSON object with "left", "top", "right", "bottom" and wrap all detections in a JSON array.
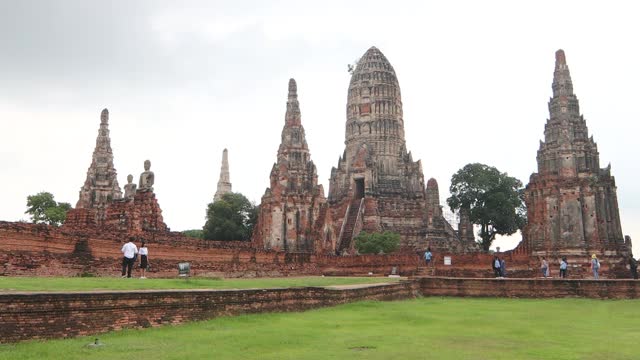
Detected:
[
  {"left": 447, "top": 163, "right": 526, "bottom": 251},
  {"left": 203, "top": 192, "right": 258, "bottom": 241},
  {"left": 25, "top": 192, "right": 72, "bottom": 226}
]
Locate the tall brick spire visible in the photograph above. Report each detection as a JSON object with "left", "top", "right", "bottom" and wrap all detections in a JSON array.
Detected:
[
  {"left": 537, "top": 49, "right": 598, "bottom": 177},
  {"left": 214, "top": 148, "right": 232, "bottom": 201},
  {"left": 277, "top": 79, "right": 309, "bottom": 164},
  {"left": 253, "top": 78, "right": 326, "bottom": 252},
  {"left": 522, "top": 50, "right": 628, "bottom": 257},
  {"left": 76, "top": 108, "right": 122, "bottom": 212}
]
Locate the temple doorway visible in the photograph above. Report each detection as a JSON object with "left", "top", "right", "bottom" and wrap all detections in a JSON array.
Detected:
[{"left": 354, "top": 178, "right": 365, "bottom": 199}]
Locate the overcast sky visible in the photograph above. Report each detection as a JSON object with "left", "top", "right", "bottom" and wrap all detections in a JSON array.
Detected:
[{"left": 1, "top": 1, "right": 638, "bottom": 255}]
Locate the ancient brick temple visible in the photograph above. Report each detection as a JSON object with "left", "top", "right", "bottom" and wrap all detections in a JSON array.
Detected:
[
  {"left": 253, "top": 79, "right": 326, "bottom": 252},
  {"left": 73, "top": 109, "right": 123, "bottom": 221},
  {"left": 214, "top": 149, "right": 232, "bottom": 201},
  {"left": 521, "top": 50, "right": 631, "bottom": 258},
  {"left": 322, "top": 46, "right": 465, "bottom": 253}
]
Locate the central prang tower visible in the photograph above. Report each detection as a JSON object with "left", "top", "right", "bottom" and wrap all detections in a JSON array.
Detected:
[{"left": 326, "top": 46, "right": 428, "bottom": 253}]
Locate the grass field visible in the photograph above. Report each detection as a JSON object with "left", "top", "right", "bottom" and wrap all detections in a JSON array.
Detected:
[
  {"left": 0, "top": 276, "right": 400, "bottom": 292},
  {"left": 1, "top": 297, "right": 639, "bottom": 359}
]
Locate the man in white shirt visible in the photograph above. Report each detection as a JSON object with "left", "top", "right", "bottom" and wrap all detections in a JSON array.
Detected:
[{"left": 121, "top": 237, "right": 138, "bottom": 278}]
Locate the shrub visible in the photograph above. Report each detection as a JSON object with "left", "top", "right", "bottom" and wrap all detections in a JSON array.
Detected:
[{"left": 354, "top": 231, "right": 401, "bottom": 254}]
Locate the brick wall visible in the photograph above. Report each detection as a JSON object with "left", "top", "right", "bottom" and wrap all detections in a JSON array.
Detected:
[
  {"left": 0, "top": 222, "right": 420, "bottom": 277},
  {"left": 0, "top": 282, "right": 419, "bottom": 343},
  {"left": 419, "top": 277, "right": 640, "bottom": 299}
]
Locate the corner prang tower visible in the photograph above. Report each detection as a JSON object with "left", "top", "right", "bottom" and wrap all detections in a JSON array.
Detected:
[
  {"left": 522, "top": 50, "right": 630, "bottom": 258},
  {"left": 76, "top": 109, "right": 122, "bottom": 221},
  {"left": 253, "top": 79, "right": 326, "bottom": 252}
]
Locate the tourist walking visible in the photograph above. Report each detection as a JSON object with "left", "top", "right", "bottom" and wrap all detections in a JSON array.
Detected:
[
  {"left": 424, "top": 248, "right": 433, "bottom": 267},
  {"left": 559, "top": 257, "right": 568, "bottom": 278},
  {"left": 628, "top": 256, "right": 638, "bottom": 280},
  {"left": 500, "top": 257, "right": 506, "bottom": 278},
  {"left": 121, "top": 236, "right": 138, "bottom": 278},
  {"left": 492, "top": 255, "right": 502, "bottom": 278},
  {"left": 139, "top": 241, "right": 149, "bottom": 279},
  {"left": 541, "top": 257, "right": 549, "bottom": 278},
  {"left": 591, "top": 254, "right": 600, "bottom": 280}
]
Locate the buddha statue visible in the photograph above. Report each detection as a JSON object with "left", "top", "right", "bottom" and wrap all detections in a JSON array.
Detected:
[
  {"left": 138, "top": 160, "right": 155, "bottom": 192},
  {"left": 123, "top": 174, "right": 137, "bottom": 200}
]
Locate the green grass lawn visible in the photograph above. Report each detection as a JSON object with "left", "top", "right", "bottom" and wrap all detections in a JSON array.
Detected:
[
  {"left": 0, "top": 276, "right": 400, "bottom": 292},
  {"left": 1, "top": 297, "right": 638, "bottom": 359}
]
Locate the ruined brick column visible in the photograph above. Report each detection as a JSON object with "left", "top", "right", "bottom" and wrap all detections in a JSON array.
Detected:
[
  {"left": 253, "top": 79, "right": 326, "bottom": 252},
  {"left": 522, "top": 50, "right": 630, "bottom": 259},
  {"left": 424, "top": 178, "right": 478, "bottom": 253}
]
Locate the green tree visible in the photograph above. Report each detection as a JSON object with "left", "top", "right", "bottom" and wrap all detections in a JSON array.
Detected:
[
  {"left": 25, "top": 192, "right": 72, "bottom": 226},
  {"left": 447, "top": 163, "right": 526, "bottom": 251},
  {"left": 354, "top": 231, "right": 401, "bottom": 254},
  {"left": 182, "top": 229, "right": 204, "bottom": 239},
  {"left": 203, "top": 192, "right": 258, "bottom": 241}
]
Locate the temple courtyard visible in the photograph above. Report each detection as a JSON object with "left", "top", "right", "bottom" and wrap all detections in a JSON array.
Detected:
[{"left": 1, "top": 296, "right": 638, "bottom": 360}]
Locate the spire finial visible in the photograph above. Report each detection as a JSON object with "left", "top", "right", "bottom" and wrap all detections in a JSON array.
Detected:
[
  {"left": 552, "top": 49, "right": 573, "bottom": 97},
  {"left": 285, "top": 78, "right": 301, "bottom": 126},
  {"left": 555, "top": 49, "right": 566, "bottom": 67},
  {"left": 100, "top": 108, "right": 109, "bottom": 124},
  {"left": 288, "top": 78, "right": 297, "bottom": 99}
]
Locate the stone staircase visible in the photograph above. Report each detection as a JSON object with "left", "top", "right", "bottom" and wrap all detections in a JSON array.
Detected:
[
  {"left": 415, "top": 265, "right": 435, "bottom": 277},
  {"left": 337, "top": 198, "right": 363, "bottom": 254}
]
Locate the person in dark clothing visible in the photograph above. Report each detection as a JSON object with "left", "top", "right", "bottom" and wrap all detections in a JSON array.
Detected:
[
  {"left": 628, "top": 256, "right": 638, "bottom": 280},
  {"left": 492, "top": 255, "right": 502, "bottom": 278}
]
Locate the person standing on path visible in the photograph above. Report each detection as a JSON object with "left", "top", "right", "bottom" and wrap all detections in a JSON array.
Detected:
[
  {"left": 541, "top": 257, "right": 549, "bottom": 278},
  {"left": 139, "top": 241, "right": 149, "bottom": 279},
  {"left": 591, "top": 254, "right": 600, "bottom": 280},
  {"left": 559, "top": 257, "right": 568, "bottom": 278},
  {"left": 492, "top": 255, "right": 502, "bottom": 278},
  {"left": 424, "top": 248, "right": 433, "bottom": 267},
  {"left": 500, "top": 257, "right": 506, "bottom": 278},
  {"left": 121, "top": 236, "right": 138, "bottom": 278}
]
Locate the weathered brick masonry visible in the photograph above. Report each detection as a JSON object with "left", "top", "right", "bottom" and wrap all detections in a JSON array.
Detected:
[
  {"left": 0, "top": 222, "right": 421, "bottom": 277},
  {"left": 0, "top": 282, "right": 419, "bottom": 343},
  {"left": 419, "top": 277, "right": 640, "bottom": 299}
]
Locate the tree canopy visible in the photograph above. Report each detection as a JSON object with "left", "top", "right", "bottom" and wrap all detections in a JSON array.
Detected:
[
  {"left": 25, "top": 192, "right": 72, "bottom": 226},
  {"left": 203, "top": 192, "right": 258, "bottom": 241},
  {"left": 354, "top": 231, "right": 401, "bottom": 254},
  {"left": 447, "top": 163, "right": 526, "bottom": 251}
]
